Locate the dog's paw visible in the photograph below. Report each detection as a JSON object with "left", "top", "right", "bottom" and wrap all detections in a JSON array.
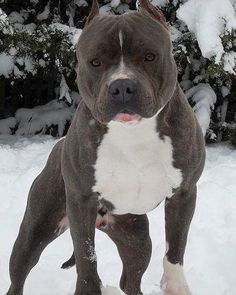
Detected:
[
  {"left": 160, "top": 275, "right": 192, "bottom": 295},
  {"left": 160, "top": 257, "right": 192, "bottom": 295}
]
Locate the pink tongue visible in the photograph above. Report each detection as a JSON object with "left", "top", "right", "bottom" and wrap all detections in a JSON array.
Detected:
[{"left": 113, "top": 113, "right": 138, "bottom": 122}]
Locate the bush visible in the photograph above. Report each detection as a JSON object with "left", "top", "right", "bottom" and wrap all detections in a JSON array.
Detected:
[{"left": 0, "top": 0, "right": 236, "bottom": 146}]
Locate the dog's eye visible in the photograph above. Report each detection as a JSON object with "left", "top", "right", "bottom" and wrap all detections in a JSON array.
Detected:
[
  {"left": 90, "top": 58, "right": 101, "bottom": 67},
  {"left": 144, "top": 53, "right": 156, "bottom": 62}
]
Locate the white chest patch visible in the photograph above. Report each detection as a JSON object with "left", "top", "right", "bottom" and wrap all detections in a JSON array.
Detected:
[{"left": 93, "top": 117, "right": 182, "bottom": 215}]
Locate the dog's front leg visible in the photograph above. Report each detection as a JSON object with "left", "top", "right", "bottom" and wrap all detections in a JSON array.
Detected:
[
  {"left": 67, "top": 193, "right": 101, "bottom": 295},
  {"left": 161, "top": 186, "right": 197, "bottom": 295}
]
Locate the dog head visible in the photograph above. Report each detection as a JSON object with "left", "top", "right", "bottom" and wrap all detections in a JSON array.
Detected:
[{"left": 76, "top": 0, "right": 177, "bottom": 123}]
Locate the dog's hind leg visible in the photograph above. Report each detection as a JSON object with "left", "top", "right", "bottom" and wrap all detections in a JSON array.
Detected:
[
  {"left": 104, "top": 214, "right": 152, "bottom": 295},
  {"left": 7, "top": 140, "right": 67, "bottom": 295}
]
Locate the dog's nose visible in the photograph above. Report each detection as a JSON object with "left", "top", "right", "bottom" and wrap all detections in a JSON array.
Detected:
[{"left": 109, "top": 79, "right": 137, "bottom": 104}]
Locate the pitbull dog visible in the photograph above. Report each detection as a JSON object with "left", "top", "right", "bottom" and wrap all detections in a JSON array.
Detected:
[{"left": 7, "top": 0, "right": 205, "bottom": 294}]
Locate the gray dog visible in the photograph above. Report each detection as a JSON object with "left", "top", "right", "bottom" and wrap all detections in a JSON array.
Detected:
[{"left": 7, "top": 0, "right": 205, "bottom": 294}]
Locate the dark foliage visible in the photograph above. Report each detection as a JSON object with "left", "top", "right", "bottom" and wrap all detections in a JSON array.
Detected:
[{"left": 0, "top": 0, "right": 236, "bottom": 145}]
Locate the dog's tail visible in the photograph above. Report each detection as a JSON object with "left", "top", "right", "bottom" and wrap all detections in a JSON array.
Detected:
[{"left": 61, "top": 252, "right": 75, "bottom": 269}]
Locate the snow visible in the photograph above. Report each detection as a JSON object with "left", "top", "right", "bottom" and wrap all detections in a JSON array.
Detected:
[
  {"left": 110, "top": 0, "right": 121, "bottom": 9},
  {"left": 24, "top": 56, "right": 36, "bottom": 75},
  {"left": 231, "top": 0, "right": 236, "bottom": 9},
  {"left": 0, "top": 53, "right": 14, "bottom": 78},
  {"left": 223, "top": 51, "right": 236, "bottom": 74},
  {"left": 37, "top": 1, "right": 50, "bottom": 21},
  {"left": 0, "top": 7, "right": 8, "bottom": 28},
  {"left": 100, "top": 2, "right": 130, "bottom": 15},
  {"left": 177, "top": 0, "right": 236, "bottom": 63},
  {"left": 0, "top": 136, "right": 236, "bottom": 295},
  {"left": 74, "top": 0, "right": 88, "bottom": 7},
  {"left": 185, "top": 83, "right": 217, "bottom": 136},
  {"left": 15, "top": 100, "right": 75, "bottom": 137},
  {"left": 115, "top": 4, "right": 131, "bottom": 15},
  {"left": 12, "top": 54, "right": 37, "bottom": 77},
  {"left": 136, "top": 0, "right": 169, "bottom": 11},
  {"left": 0, "top": 117, "right": 16, "bottom": 134},
  {"left": 169, "top": 26, "right": 182, "bottom": 42},
  {"left": 59, "top": 75, "right": 72, "bottom": 103},
  {"left": 49, "top": 23, "right": 81, "bottom": 45},
  {"left": 8, "top": 11, "right": 25, "bottom": 24},
  {"left": 151, "top": 0, "right": 170, "bottom": 7},
  {"left": 100, "top": 4, "right": 114, "bottom": 15},
  {"left": 221, "top": 86, "right": 230, "bottom": 98},
  {"left": 0, "top": 8, "right": 81, "bottom": 79},
  {"left": 0, "top": 93, "right": 81, "bottom": 137}
]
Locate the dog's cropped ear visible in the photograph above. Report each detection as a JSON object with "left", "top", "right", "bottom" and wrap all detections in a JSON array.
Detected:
[
  {"left": 86, "top": 0, "right": 99, "bottom": 25},
  {"left": 138, "top": 0, "right": 166, "bottom": 23}
]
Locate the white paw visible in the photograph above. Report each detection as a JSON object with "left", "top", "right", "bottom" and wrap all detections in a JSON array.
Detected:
[
  {"left": 161, "top": 274, "right": 192, "bottom": 295},
  {"left": 161, "top": 257, "right": 192, "bottom": 295}
]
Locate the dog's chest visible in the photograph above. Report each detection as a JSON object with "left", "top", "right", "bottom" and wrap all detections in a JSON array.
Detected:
[{"left": 93, "top": 118, "right": 182, "bottom": 215}]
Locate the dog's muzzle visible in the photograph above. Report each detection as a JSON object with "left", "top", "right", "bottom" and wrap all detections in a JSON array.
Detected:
[{"left": 108, "top": 79, "right": 141, "bottom": 122}]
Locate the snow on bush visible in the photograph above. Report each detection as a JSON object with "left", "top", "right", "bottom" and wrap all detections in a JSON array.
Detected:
[
  {"left": 0, "top": 24, "right": 81, "bottom": 79},
  {"left": 59, "top": 74, "right": 72, "bottom": 104},
  {"left": 223, "top": 51, "right": 236, "bottom": 74},
  {"left": 177, "top": 0, "right": 236, "bottom": 64},
  {"left": 0, "top": 53, "right": 14, "bottom": 77},
  {"left": 186, "top": 84, "right": 217, "bottom": 136},
  {"left": 151, "top": 0, "right": 170, "bottom": 8},
  {"left": 49, "top": 23, "right": 81, "bottom": 46},
  {"left": 15, "top": 100, "right": 76, "bottom": 137},
  {"left": 170, "top": 0, "right": 236, "bottom": 143},
  {"left": 0, "top": 7, "right": 7, "bottom": 23},
  {"left": 0, "top": 4, "right": 81, "bottom": 83},
  {"left": 0, "top": 117, "right": 16, "bottom": 135},
  {"left": 0, "top": 7, "right": 12, "bottom": 34},
  {"left": 36, "top": 1, "right": 50, "bottom": 21}
]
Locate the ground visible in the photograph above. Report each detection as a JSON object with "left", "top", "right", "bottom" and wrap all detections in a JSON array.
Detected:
[{"left": 0, "top": 135, "right": 236, "bottom": 295}]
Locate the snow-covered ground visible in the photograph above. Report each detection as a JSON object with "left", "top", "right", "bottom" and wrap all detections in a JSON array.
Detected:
[{"left": 0, "top": 135, "right": 236, "bottom": 295}]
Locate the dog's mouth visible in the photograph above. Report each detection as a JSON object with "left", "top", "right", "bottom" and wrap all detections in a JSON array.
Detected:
[{"left": 113, "top": 110, "right": 141, "bottom": 123}]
